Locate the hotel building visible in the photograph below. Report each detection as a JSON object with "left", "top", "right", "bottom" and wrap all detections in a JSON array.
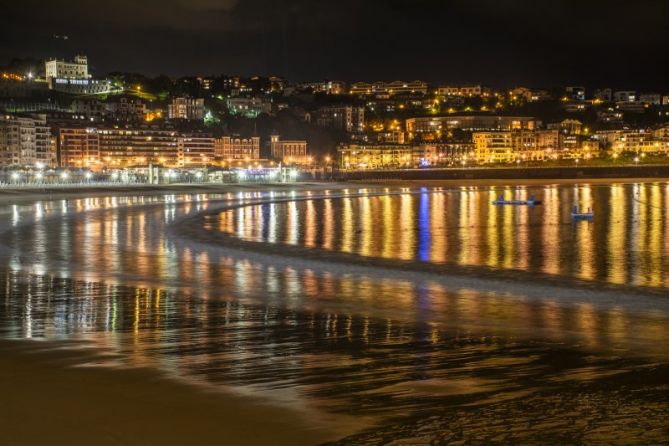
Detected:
[
  {"left": 338, "top": 143, "right": 412, "bottom": 169},
  {"left": 215, "top": 136, "right": 261, "bottom": 161},
  {"left": 270, "top": 134, "right": 309, "bottom": 165},
  {"left": 0, "top": 114, "right": 51, "bottom": 167},
  {"left": 406, "top": 115, "right": 537, "bottom": 140}
]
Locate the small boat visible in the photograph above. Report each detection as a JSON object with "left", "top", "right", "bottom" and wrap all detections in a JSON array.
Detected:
[
  {"left": 571, "top": 204, "right": 594, "bottom": 220},
  {"left": 492, "top": 194, "right": 542, "bottom": 206}
]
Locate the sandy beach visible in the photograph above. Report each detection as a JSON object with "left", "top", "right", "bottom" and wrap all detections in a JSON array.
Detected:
[{"left": 0, "top": 339, "right": 361, "bottom": 446}]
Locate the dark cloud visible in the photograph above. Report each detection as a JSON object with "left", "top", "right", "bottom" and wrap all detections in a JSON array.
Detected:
[{"left": 1, "top": 0, "right": 668, "bottom": 88}]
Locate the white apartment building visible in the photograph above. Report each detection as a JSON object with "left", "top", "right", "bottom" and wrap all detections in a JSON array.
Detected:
[{"left": 0, "top": 115, "right": 51, "bottom": 167}]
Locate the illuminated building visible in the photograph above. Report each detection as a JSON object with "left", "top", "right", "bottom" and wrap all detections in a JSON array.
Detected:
[
  {"left": 594, "top": 88, "right": 612, "bottom": 102},
  {"left": 565, "top": 86, "right": 586, "bottom": 101},
  {"left": 316, "top": 106, "right": 365, "bottom": 133},
  {"left": 215, "top": 136, "right": 260, "bottom": 161},
  {"left": 406, "top": 115, "right": 537, "bottom": 140},
  {"left": 58, "top": 125, "right": 210, "bottom": 169},
  {"left": 179, "top": 134, "right": 216, "bottom": 167},
  {"left": 613, "top": 91, "right": 636, "bottom": 102},
  {"left": 639, "top": 93, "right": 661, "bottom": 106},
  {"left": 436, "top": 85, "right": 482, "bottom": 97},
  {"left": 106, "top": 96, "right": 148, "bottom": 121},
  {"left": 44, "top": 55, "right": 110, "bottom": 95},
  {"left": 536, "top": 130, "right": 560, "bottom": 158},
  {"left": 512, "top": 131, "right": 545, "bottom": 161},
  {"left": 58, "top": 128, "right": 100, "bottom": 168},
  {"left": 554, "top": 119, "right": 583, "bottom": 135},
  {"left": 298, "top": 80, "right": 346, "bottom": 95},
  {"left": 338, "top": 143, "right": 412, "bottom": 169},
  {"left": 473, "top": 132, "right": 515, "bottom": 163},
  {"left": 45, "top": 55, "right": 89, "bottom": 80},
  {"left": 350, "top": 80, "right": 428, "bottom": 96},
  {"left": 70, "top": 99, "right": 107, "bottom": 119},
  {"left": 0, "top": 114, "right": 51, "bottom": 167},
  {"left": 376, "top": 131, "right": 406, "bottom": 144},
  {"left": 49, "top": 78, "right": 112, "bottom": 95},
  {"left": 270, "top": 134, "right": 309, "bottom": 165},
  {"left": 653, "top": 124, "right": 669, "bottom": 141},
  {"left": 473, "top": 130, "right": 558, "bottom": 163},
  {"left": 225, "top": 97, "right": 272, "bottom": 118},
  {"left": 602, "top": 130, "right": 667, "bottom": 155},
  {"left": 411, "top": 142, "right": 474, "bottom": 166},
  {"left": 168, "top": 97, "right": 205, "bottom": 121},
  {"left": 597, "top": 109, "right": 624, "bottom": 124}
]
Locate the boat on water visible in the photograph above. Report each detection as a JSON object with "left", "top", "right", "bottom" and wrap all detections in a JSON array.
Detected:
[
  {"left": 571, "top": 204, "right": 594, "bottom": 220},
  {"left": 491, "top": 194, "right": 542, "bottom": 206}
]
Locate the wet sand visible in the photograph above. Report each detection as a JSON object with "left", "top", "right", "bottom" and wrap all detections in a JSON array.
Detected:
[{"left": 0, "top": 339, "right": 360, "bottom": 446}]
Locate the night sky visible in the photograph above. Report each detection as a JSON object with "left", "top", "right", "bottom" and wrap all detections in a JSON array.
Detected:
[{"left": 2, "top": 0, "right": 668, "bottom": 89}]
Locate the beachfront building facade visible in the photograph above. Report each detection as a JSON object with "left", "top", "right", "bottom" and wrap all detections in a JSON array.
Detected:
[
  {"left": 178, "top": 134, "right": 216, "bottom": 167},
  {"left": 411, "top": 143, "right": 475, "bottom": 166},
  {"left": 338, "top": 143, "right": 413, "bottom": 170},
  {"left": 215, "top": 136, "right": 261, "bottom": 161},
  {"left": 598, "top": 130, "right": 668, "bottom": 155},
  {"left": 473, "top": 132, "right": 515, "bottom": 164},
  {"left": 270, "top": 134, "right": 309, "bottom": 165},
  {"left": 0, "top": 114, "right": 51, "bottom": 167},
  {"left": 57, "top": 126, "right": 221, "bottom": 169}
]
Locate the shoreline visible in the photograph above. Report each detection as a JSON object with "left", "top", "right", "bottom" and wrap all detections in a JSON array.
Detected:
[
  {"left": 0, "top": 338, "right": 365, "bottom": 446},
  {"left": 1, "top": 176, "right": 667, "bottom": 204}
]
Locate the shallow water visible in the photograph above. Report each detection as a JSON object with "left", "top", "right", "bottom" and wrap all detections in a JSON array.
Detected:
[
  {"left": 1, "top": 184, "right": 668, "bottom": 444},
  {"left": 212, "top": 183, "right": 669, "bottom": 289}
]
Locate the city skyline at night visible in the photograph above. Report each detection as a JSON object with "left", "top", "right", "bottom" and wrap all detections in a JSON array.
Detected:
[{"left": 2, "top": 2, "right": 669, "bottom": 445}]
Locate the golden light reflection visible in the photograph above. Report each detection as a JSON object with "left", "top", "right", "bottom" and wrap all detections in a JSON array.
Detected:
[{"left": 212, "top": 185, "right": 669, "bottom": 291}]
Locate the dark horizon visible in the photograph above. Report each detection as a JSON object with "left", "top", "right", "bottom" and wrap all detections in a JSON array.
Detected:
[{"left": 1, "top": 0, "right": 669, "bottom": 90}]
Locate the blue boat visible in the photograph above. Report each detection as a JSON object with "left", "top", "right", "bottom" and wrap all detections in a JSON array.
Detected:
[
  {"left": 571, "top": 204, "right": 594, "bottom": 220},
  {"left": 492, "top": 194, "right": 542, "bottom": 206}
]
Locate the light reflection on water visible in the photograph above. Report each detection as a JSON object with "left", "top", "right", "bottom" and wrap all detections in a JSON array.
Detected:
[
  {"left": 1, "top": 185, "right": 669, "bottom": 443},
  {"left": 215, "top": 183, "right": 669, "bottom": 288}
]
